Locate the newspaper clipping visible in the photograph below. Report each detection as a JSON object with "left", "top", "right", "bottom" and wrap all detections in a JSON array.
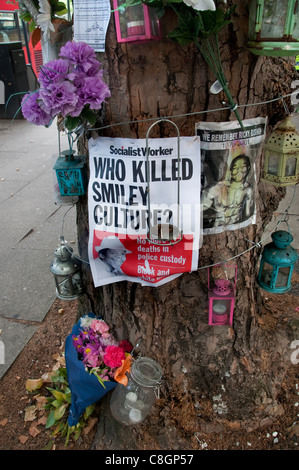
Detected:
[
  {"left": 196, "top": 117, "right": 267, "bottom": 234},
  {"left": 88, "top": 135, "right": 202, "bottom": 287}
]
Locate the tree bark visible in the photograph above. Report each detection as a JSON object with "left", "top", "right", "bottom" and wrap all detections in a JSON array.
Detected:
[{"left": 75, "top": 1, "right": 298, "bottom": 449}]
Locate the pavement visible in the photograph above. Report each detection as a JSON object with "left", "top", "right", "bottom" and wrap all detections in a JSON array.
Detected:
[
  {"left": 0, "top": 118, "right": 78, "bottom": 379},
  {"left": 0, "top": 118, "right": 298, "bottom": 380}
]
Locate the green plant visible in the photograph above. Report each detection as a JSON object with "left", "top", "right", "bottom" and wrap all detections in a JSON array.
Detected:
[{"left": 43, "top": 367, "right": 95, "bottom": 447}]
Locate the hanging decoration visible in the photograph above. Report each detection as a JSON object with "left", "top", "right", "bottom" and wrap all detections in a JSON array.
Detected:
[
  {"left": 73, "top": 0, "right": 111, "bottom": 52},
  {"left": 110, "top": 356, "right": 162, "bottom": 426},
  {"left": 262, "top": 115, "right": 299, "bottom": 187},
  {"left": 247, "top": 0, "right": 299, "bottom": 57},
  {"left": 50, "top": 238, "right": 84, "bottom": 301},
  {"left": 145, "top": 119, "right": 183, "bottom": 245},
  {"left": 87, "top": 133, "right": 202, "bottom": 288},
  {"left": 257, "top": 228, "right": 298, "bottom": 293},
  {"left": 20, "top": 40, "right": 110, "bottom": 132},
  {"left": 54, "top": 131, "right": 87, "bottom": 197},
  {"left": 113, "top": 0, "right": 162, "bottom": 43},
  {"left": 196, "top": 117, "right": 267, "bottom": 235},
  {"left": 208, "top": 263, "right": 237, "bottom": 326}
]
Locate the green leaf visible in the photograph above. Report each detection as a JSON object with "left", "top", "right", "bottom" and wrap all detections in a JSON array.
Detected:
[
  {"left": 29, "top": 21, "right": 38, "bottom": 33},
  {"left": 46, "top": 410, "right": 57, "bottom": 429},
  {"left": 64, "top": 116, "right": 81, "bottom": 131},
  {"left": 54, "top": 403, "right": 68, "bottom": 421},
  {"left": 41, "top": 440, "right": 55, "bottom": 450},
  {"left": 81, "top": 108, "right": 97, "bottom": 126},
  {"left": 83, "top": 404, "right": 95, "bottom": 420},
  {"left": 46, "top": 387, "right": 67, "bottom": 402}
]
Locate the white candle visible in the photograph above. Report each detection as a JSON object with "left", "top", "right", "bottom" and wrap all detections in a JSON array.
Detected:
[
  {"left": 126, "top": 392, "right": 137, "bottom": 403},
  {"left": 129, "top": 408, "right": 142, "bottom": 423},
  {"left": 213, "top": 303, "right": 227, "bottom": 314}
]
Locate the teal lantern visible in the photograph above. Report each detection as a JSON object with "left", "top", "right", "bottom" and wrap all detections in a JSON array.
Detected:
[
  {"left": 258, "top": 230, "right": 298, "bottom": 293},
  {"left": 54, "top": 150, "right": 86, "bottom": 197},
  {"left": 248, "top": 0, "right": 299, "bottom": 57}
]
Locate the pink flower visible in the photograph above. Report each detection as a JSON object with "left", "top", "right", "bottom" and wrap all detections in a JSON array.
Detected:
[
  {"left": 83, "top": 351, "right": 99, "bottom": 368},
  {"left": 90, "top": 319, "right": 110, "bottom": 335},
  {"left": 103, "top": 346, "right": 125, "bottom": 369}
]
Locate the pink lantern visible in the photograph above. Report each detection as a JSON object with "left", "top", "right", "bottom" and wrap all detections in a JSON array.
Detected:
[
  {"left": 208, "top": 265, "right": 237, "bottom": 326},
  {"left": 113, "top": 0, "right": 162, "bottom": 43}
]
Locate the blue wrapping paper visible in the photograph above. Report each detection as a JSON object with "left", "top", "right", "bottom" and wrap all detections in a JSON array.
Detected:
[{"left": 65, "top": 313, "right": 117, "bottom": 426}]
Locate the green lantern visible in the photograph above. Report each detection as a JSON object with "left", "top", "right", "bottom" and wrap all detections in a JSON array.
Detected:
[
  {"left": 248, "top": 0, "right": 299, "bottom": 57},
  {"left": 257, "top": 230, "right": 298, "bottom": 293},
  {"left": 54, "top": 150, "right": 87, "bottom": 197},
  {"left": 262, "top": 116, "right": 299, "bottom": 187}
]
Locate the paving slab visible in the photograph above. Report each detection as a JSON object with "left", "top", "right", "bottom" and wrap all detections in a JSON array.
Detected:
[
  {"left": 0, "top": 316, "right": 38, "bottom": 378},
  {"left": 0, "top": 118, "right": 77, "bottom": 379}
]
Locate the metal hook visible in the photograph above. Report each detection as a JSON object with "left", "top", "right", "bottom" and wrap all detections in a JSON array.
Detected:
[{"left": 145, "top": 119, "right": 183, "bottom": 246}]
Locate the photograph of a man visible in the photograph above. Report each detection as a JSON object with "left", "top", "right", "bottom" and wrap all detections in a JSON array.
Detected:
[
  {"left": 202, "top": 154, "right": 254, "bottom": 229},
  {"left": 95, "top": 236, "right": 131, "bottom": 276}
]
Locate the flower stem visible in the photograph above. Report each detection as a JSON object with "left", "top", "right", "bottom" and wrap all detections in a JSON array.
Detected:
[{"left": 195, "top": 37, "right": 244, "bottom": 130}]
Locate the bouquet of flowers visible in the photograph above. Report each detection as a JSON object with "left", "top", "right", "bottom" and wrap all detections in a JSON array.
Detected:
[
  {"left": 65, "top": 313, "right": 132, "bottom": 426},
  {"left": 72, "top": 315, "right": 133, "bottom": 387},
  {"left": 21, "top": 40, "right": 110, "bottom": 131}
]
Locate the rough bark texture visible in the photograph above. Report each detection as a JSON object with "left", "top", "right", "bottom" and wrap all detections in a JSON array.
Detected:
[{"left": 75, "top": 1, "right": 298, "bottom": 449}]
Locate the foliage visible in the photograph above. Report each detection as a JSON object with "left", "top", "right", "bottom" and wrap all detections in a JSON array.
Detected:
[
  {"left": 18, "top": 0, "right": 68, "bottom": 24},
  {"left": 25, "top": 362, "right": 96, "bottom": 448},
  {"left": 43, "top": 366, "right": 95, "bottom": 447}
]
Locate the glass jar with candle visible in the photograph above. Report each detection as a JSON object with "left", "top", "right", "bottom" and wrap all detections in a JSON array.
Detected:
[{"left": 110, "top": 356, "right": 162, "bottom": 426}]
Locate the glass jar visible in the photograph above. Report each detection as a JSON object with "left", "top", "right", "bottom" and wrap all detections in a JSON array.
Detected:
[{"left": 110, "top": 356, "right": 162, "bottom": 426}]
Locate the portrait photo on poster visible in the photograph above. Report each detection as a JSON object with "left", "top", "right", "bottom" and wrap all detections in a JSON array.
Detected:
[{"left": 196, "top": 117, "right": 267, "bottom": 235}]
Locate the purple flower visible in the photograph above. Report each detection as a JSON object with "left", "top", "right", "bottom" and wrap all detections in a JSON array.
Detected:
[
  {"left": 59, "top": 41, "right": 97, "bottom": 73},
  {"left": 77, "top": 75, "right": 110, "bottom": 110},
  {"left": 39, "top": 59, "right": 69, "bottom": 87},
  {"left": 21, "top": 91, "right": 52, "bottom": 126},
  {"left": 39, "top": 81, "right": 80, "bottom": 117}
]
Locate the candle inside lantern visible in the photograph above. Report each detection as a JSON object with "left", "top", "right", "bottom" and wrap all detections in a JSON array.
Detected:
[
  {"left": 212, "top": 300, "right": 229, "bottom": 325},
  {"left": 127, "top": 21, "right": 145, "bottom": 36}
]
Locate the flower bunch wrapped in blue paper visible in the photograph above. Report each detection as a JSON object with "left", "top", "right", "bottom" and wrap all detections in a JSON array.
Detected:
[{"left": 65, "top": 313, "right": 132, "bottom": 426}]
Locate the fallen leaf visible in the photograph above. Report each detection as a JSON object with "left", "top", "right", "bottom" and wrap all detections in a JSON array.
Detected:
[
  {"left": 41, "top": 372, "right": 53, "bottom": 383},
  {"left": 37, "top": 415, "right": 48, "bottom": 426},
  {"left": 82, "top": 417, "right": 98, "bottom": 436},
  {"left": 35, "top": 395, "right": 47, "bottom": 408},
  {"left": 29, "top": 424, "right": 40, "bottom": 438},
  {"left": 26, "top": 378, "right": 44, "bottom": 392},
  {"left": 18, "top": 435, "right": 29, "bottom": 444},
  {"left": 0, "top": 418, "right": 8, "bottom": 427},
  {"left": 24, "top": 405, "right": 37, "bottom": 422}
]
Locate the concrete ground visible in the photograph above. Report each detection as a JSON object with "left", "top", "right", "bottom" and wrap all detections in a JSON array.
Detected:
[
  {"left": 0, "top": 118, "right": 298, "bottom": 380},
  {"left": 0, "top": 118, "right": 78, "bottom": 378}
]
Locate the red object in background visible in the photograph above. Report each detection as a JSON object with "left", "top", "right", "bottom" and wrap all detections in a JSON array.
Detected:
[{"left": 0, "top": 0, "right": 43, "bottom": 77}]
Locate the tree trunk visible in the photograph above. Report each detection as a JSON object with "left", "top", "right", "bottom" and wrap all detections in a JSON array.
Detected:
[{"left": 75, "top": 1, "right": 298, "bottom": 449}]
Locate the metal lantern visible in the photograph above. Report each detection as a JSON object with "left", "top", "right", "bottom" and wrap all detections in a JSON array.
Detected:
[
  {"left": 248, "top": 0, "right": 299, "bottom": 56},
  {"left": 50, "top": 242, "right": 84, "bottom": 300},
  {"left": 54, "top": 149, "right": 87, "bottom": 197},
  {"left": 257, "top": 230, "right": 298, "bottom": 293},
  {"left": 208, "top": 264, "right": 237, "bottom": 326},
  {"left": 113, "top": 0, "right": 161, "bottom": 43},
  {"left": 262, "top": 116, "right": 299, "bottom": 186}
]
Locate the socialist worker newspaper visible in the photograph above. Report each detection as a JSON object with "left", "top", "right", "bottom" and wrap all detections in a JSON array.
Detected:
[{"left": 88, "top": 135, "right": 202, "bottom": 287}]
